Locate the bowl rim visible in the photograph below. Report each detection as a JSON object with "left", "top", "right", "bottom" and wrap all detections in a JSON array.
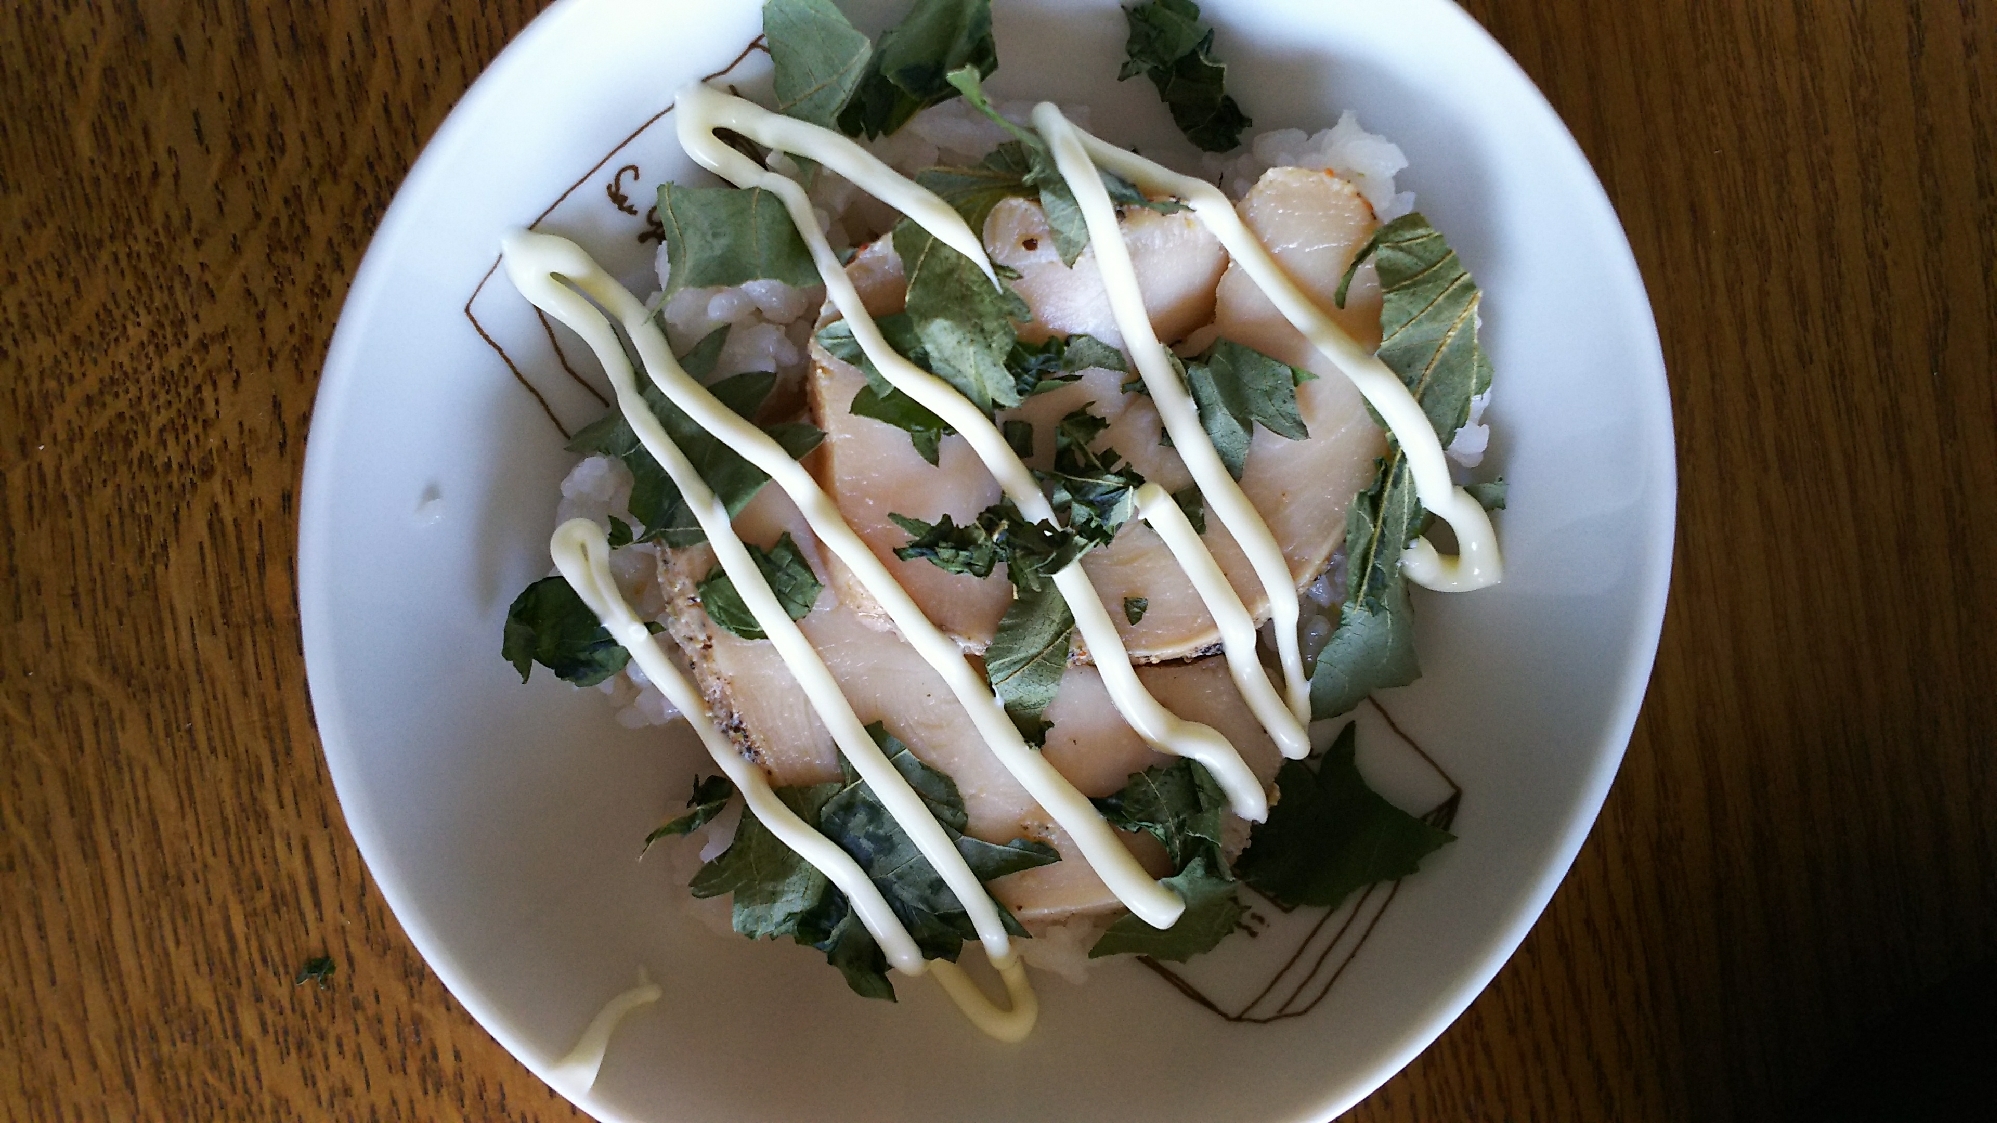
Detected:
[{"left": 299, "top": 0, "right": 1677, "bottom": 1117}]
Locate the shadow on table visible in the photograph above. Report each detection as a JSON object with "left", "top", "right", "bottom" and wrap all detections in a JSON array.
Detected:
[{"left": 1791, "top": 959, "right": 1996, "bottom": 1122}]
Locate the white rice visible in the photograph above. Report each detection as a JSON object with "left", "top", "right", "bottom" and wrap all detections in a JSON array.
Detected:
[{"left": 1205, "top": 111, "right": 1416, "bottom": 222}]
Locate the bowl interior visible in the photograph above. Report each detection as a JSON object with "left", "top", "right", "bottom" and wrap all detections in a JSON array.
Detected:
[{"left": 299, "top": 1, "right": 1674, "bottom": 1119}]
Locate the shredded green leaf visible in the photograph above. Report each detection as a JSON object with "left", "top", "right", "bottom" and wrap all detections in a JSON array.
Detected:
[
  {"left": 765, "top": 0, "right": 874, "bottom": 130},
  {"left": 1045, "top": 407, "right": 1146, "bottom": 546},
  {"left": 1088, "top": 856, "right": 1244, "bottom": 960},
  {"left": 1170, "top": 484, "right": 1207, "bottom": 535},
  {"left": 895, "top": 218, "right": 1030, "bottom": 413},
  {"left": 837, "top": 0, "right": 997, "bottom": 139},
  {"left": 693, "top": 724, "right": 1056, "bottom": 999},
  {"left": 985, "top": 584, "right": 1074, "bottom": 745},
  {"left": 1182, "top": 338, "right": 1314, "bottom": 480},
  {"left": 1117, "top": 0, "right": 1251, "bottom": 152},
  {"left": 1092, "top": 759, "right": 1229, "bottom": 872},
  {"left": 642, "top": 775, "right": 737, "bottom": 855},
  {"left": 502, "top": 576, "right": 631, "bottom": 686},
  {"left": 1123, "top": 596, "right": 1149, "bottom": 625},
  {"left": 655, "top": 184, "right": 819, "bottom": 299},
  {"left": 1312, "top": 216, "right": 1498, "bottom": 720},
  {"left": 697, "top": 533, "right": 825, "bottom": 641},
  {"left": 295, "top": 956, "right": 337, "bottom": 989},
  {"left": 1234, "top": 722, "right": 1454, "bottom": 910}
]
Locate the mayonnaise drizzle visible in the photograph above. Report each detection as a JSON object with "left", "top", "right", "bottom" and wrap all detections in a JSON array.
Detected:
[
  {"left": 675, "top": 81, "right": 1269, "bottom": 821},
  {"left": 508, "top": 238, "right": 1015, "bottom": 967},
  {"left": 1055, "top": 118, "right": 1504, "bottom": 593},
  {"left": 1133, "top": 484, "right": 1307, "bottom": 758},
  {"left": 549, "top": 519, "right": 925, "bottom": 972},
  {"left": 549, "top": 519, "right": 1036, "bottom": 1039},
  {"left": 1036, "top": 104, "right": 1317, "bottom": 739},
  {"left": 547, "top": 968, "right": 661, "bottom": 1098}
]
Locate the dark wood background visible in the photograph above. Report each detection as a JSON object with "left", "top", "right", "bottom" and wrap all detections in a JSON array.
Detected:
[{"left": 4, "top": 1, "right": 1992, "bottom": 1119}]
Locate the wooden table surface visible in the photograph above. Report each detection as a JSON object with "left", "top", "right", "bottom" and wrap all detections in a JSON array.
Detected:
[{"left": 5, "top": 1, "right": 1993, "bottom": 1119}]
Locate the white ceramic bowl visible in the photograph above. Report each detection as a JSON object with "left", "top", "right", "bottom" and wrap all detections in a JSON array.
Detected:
[{"left": 300, "top": 0, "right": 1673, "bottom": 1119}]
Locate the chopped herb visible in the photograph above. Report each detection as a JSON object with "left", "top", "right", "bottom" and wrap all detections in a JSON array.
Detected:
[
  {"left": 605, "top": 516, "right": 636, "bottom": 549},
  {"left": 569, "top": 332, "right": 824, "bottom": 547},
  {"left": 837, "top": 0, "right": 998, "bottom": 139},
  {"left": 1170, "top": 484, "right": 1206, "bottom": 535},
  {"left": 1123, "top": 596, "right": 1149, "bottom": 625},
  {"left": 1005, "top": 331, "right": 1127, "bottom": 400},
  {"left": 765, "top": 0, "right": 874, "bottom": 130},
  {"left": 1182, "top": 338, "right": 1314, "bottom": 480},
  {"left": 817, "top": 316, "right": 957, "bottom": 465},
  {"left": 295, "top": 956, "right": 337, "bottom": 990},
  {"left": 895, "top": 218, "right": 1030, "bottom": 413},
  {"left": 1234, "top": 722, "right": 1454, "bottom": 910},
  {"left": 1092, "top": 759, "right": 1228, "bottom": 872},
  {"left": 693, "top": 724, "right": 1055, "bottom": 999},
  {"left": 1313, "top": 216, "right": 1497, "bottom": 719},
  {"left": 502, "top": 576, "right": 631, "bottom": 686},
  {"left": 890, "top": 501, "right": 1084, "bottom": 590},
  {"left": 1118, "top": 0, "right": 1251, "bottom": 152},
  {"left": 985, "top": 583, "right": 1074, "bottom": 745},
  {"left": 943, "top": 68, "right": 1184, "bottom": 266},
  {"left": 1045, "top": 407, "right": 1145, "bottom": 546},
  {"left": 642, "top": 775, "right": 737, "bottom": 855},
  {"left": 1088, "top": 856, "right": 1244, "bottom": 960},
  {"left": 655, "top": 184, "right": 818, "bottom": 299},
  {"left": 697, "top": 532, "right": 825, "bottom": 640},
  {"left": 1466, "top": 477, "right": 1508, "bottom": 511},
  {"left": 1002, "top": 418, "right": 1034, "bottom": 458}
]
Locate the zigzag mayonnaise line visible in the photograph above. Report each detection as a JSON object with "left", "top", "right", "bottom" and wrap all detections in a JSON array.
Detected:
[
  {"left": 1035, "top": 103, "right": 1315, "bottom": 741},
  {"left": 505, "top": 237, "right": 1018, "bottom": 967},
  {"left": 510, "top": 231, "right": 1183, "bottom": 931},
  {"left": 674, "top": 82, "right": 1269, "bottom": 821},
  {"left": 548, "top": 519, "right": 1033, "bottom": 1037},
  {"left": 1059, "top": 118, "right": 1504, "bottom": 594}
]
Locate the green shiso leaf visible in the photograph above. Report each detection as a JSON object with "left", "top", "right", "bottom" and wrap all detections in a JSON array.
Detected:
[
  {"left": 502, "top": 576, "right": 630, "bottom": 686},
  {"left": 816, "top": 316, "right": 956, "bottom": 465},
  {"left": 642, "top": 775, "right": 737, "bottom": 854},
  {"left": 689, "top": 725, "right": 1056, "bottom": 1000},
  {"left": 568, "top": 330, "right": 824, "bottom": 548},
  {"left": 1122, "top": 596, "right": 1149, "bottom": 625},
  {"left": 1170, "top": 484, "right": 1206, "bottom": 535},
  {"left": 655, "top": 183, "right": 818, "bottom": 299},
  {"left": 917, "top": 141, "right": 1037, "bottom": 233},
  {"left": 1092, "top": 759, "right": 1229, "bottom": 873},
  {"left": 889, "top": 501, "right": 1086, "bottom": 593},
  {"left": 1466, "top": 477, "right": 1508, "bottom": 511},
  {"left": 1046, "top": 407, "right": 1145, "bottom": 547},
  {"left": 1234, "top": 722, "right": 1454, "bottom": 910},
  {"left": 294, "top": 956, "right": 336, "bottom": 989},
  {"left": 985, "top": 583, "right": 1074, "bottom": 746},
  {"left": 894, "top": 218, "right": 1030, "bottom": 413},
  {"left": 1117, "top": 0, "right": 1251, "bottom": 152},
  {"left": 765, "top": 0, "right": 873, "bottom": 130},
  {"left": 837, "top": 0, "right": 997, "bottom": 139},
  {"left": 690, "top": 781, "right": 842, "bottom": 939},
  {"left": 1312, "top": 215, "right": 1496, "bottom": 720},
  {"left": 1088, "top": 855, "right": 1244, "bottom": 961},
  {"left": 696, "top": 532, "right": 825, "bottom": 641},
  {"left": 1182, "top": 338, "right": 1313, "bottom": 480}
]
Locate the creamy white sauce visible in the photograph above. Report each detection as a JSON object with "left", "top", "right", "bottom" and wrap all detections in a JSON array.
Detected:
[
  {"left": 1133, "top": 483, "right": 1307, "bottom": 758},
  {"left": 675, "top": 81, "right": 1270, "bottom": 822},
  {"left": 1036, "top": 104, "right": 1315, "bottom": 742},
  {"left": 511, "top": 242, "right": 1013, "bottom": 969},
  {"left": 1058, "top": 120, "right": 1503, "bottom": 593},
  {"left": 549, "top": 518, "right": 925, "bottom": 971},
  {"left": 547, "top": 968, "right": 661, "bottom": 1098},
  {"left": 551, "top": 518, "right": 1035, "bottom": 1038}
]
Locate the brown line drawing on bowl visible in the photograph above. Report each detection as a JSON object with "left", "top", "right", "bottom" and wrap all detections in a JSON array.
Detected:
[
  {"left": 460, "top": 36, "right": 769, "bottom": 438},
  {"left": 1138, "top": 697, "right": 1462, "bottom": 1024}
]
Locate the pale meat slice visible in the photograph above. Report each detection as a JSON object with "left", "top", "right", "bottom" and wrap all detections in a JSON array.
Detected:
[
  {"left": 656, "top": 483, "right": 1282, "bottom": 925},
  {"left": 984, "top": 196, "right": 1228, "bottom": 347},
  {"left": 808, "top": 168, "right": 1389, "bottom": 659}
]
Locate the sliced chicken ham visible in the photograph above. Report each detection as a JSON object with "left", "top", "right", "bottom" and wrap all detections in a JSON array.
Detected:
[
  {"left": 809, "top": 167, "right": 1389, "bottom": 658},
  {"left": 656, "top": 484, "right": 1282, "bottom": 924}
]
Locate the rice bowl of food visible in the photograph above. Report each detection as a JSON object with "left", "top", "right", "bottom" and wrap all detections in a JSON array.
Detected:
[{"left": 299, "top": 0, "right": 1673, "bottom": 1119}]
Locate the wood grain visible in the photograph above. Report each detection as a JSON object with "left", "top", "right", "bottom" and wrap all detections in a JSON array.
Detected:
[{"left": 2, "top": 1, "right": 1992, "bottom": 1120}]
